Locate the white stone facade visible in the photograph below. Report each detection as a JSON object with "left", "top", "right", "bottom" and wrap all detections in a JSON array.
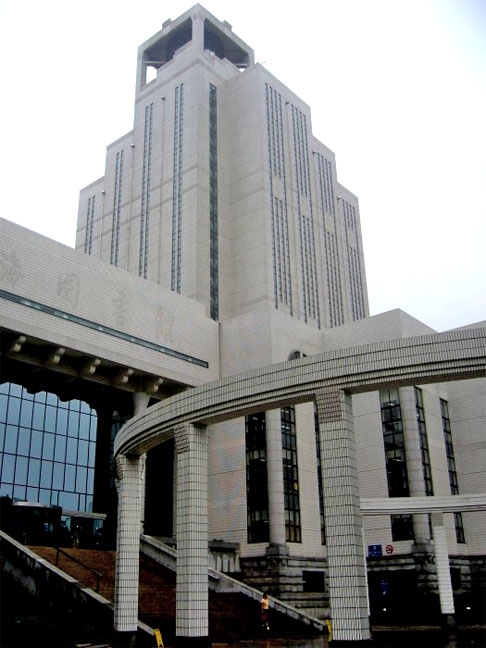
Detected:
[{"left": 1, "top": 3, "right": 485, "bottom": 644}]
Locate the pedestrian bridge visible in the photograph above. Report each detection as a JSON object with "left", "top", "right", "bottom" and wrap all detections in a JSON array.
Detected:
[{"left": 113, "top": 327, "right": 486, "bottom": 645}]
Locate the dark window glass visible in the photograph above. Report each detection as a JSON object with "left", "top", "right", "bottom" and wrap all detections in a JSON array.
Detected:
[
  {"left": 391, "top": 514, "right": 414, "bottom": 541},
  {"left": 246, "top": 412, "right": 269, "bottom": 543},
  {"left": 380, "top": 389, "right": 410, "bottom": 497}
]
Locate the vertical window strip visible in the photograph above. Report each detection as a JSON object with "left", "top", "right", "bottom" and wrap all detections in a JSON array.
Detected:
[
  {"left": 281, "top": 406, "right": 301, "bottom": 542},
  {"left": 209, "top": 83, "right": 219, "bottom": 320},
  {"left": 139, "top": 104, "right": 153, "bottom": 278},
  {"left": 315, "top": 152, "right": 344, "bottom": 327},
  {"left": 342, "top": 198, "right": 365, "bottom": 321},
  {"left": 171, "top": 84, "right": 184, "bottom": 292},
  {"left": 314, "top": 410, "right": 326, "bottom": 544},
  {"left": 266, "top": 84, "right": 292, "bottom": 313},
  {"left": 84, "top": 196, "right": 95, "bottom": 255},
  {"left": 440, "top": 399, "right": 465, "bottom": 542},
  {"left": 414, "top": 388, "right": 434, "bottom": 496},
  {"left": 110, "top": 150, "right": 124, "bottom": 266},
  {"left": 246, "top": 413, "right": 269, "bottom": 543},
  {"left": 380, "top": 389, "right": 411, "bottom": 498}
]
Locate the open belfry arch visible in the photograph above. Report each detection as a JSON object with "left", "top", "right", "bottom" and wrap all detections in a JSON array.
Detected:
[{"left": 113, "top": 328, "right": 486, "bottom": 646}]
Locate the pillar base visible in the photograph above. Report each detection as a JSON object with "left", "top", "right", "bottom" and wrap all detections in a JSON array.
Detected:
[
  {"left": 441, "top": 613, "right": 457, "bottom": 633},
  {"left": 173, "top": 635, "right": 211, "bottom": 647},
  {"left": 329, "top": 641, "right": 372, "bottom": 646},
  {"left": 113, "top": 630, "right": 137, "bottom": 647}
]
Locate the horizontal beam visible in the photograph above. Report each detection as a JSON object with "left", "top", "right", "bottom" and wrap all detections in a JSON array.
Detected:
[{"left": 360, "top": 493, "right": 486, "bottom": 515}]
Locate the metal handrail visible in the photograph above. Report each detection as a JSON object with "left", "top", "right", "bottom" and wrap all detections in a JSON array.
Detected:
[{"left": 56, "top": 546, "right": 103, "bottom": 592}]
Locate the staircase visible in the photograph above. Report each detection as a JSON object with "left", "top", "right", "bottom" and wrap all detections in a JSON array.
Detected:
[{"left": 30, "top": 544, "right": 324, "bottom": 643}]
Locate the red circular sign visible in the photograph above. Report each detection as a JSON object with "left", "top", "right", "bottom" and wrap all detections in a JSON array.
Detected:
[{"left": 385, "top": 544, "right": 394, "bottom": 554}]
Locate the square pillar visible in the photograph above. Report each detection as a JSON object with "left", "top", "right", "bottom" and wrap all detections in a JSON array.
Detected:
[
  {"left": 315, "top": 390, "right": 371, "bottom": 644},
  {"left": 114, "top": 454, "right": 144, "bottom": 647},
  {"left": 431, "top": 513, "right": 456, "bottom": 629},
  {"left": 174, "top": 423, "right": 210, "bottom": 646}
]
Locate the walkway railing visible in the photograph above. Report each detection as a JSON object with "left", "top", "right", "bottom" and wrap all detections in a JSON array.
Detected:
[{"left": 55, "top": 546, "right": 103, "bottom": 592}]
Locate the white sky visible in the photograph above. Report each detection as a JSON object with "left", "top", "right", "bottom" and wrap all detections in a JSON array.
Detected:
[{"left": 0, "top": 0, "right": 485, "bottom": 332}]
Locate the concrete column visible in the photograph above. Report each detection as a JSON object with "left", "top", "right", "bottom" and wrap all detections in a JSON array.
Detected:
[
  {"left": 265, "top": 409, "right": 286, "bottom": 547},
  {"left": 192, "top": 11, "right": 204, "bottom": 52},
  {"left": 174, "top": 423, "right": 210, "bottom": 647},
  {"left": 315, "top": 389, "right": 370, "bottom": 644},
  {"left": 113, "top": 454, "right": 144, "bottom": 647},
  {"left": 432, "top": 513, "right": 456, "bottom": 630},
  {"left": 133, "top": 392, "right": 150, "bottom": 535}
]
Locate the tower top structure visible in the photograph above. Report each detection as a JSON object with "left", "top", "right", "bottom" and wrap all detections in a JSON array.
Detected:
[{"left": 137, "top": 3, "right": 254, "bottom": 90}]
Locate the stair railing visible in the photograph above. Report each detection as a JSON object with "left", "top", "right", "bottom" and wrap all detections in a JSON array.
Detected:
[{"left": 55, "top": 547, "right": 103, "bottom": 592}]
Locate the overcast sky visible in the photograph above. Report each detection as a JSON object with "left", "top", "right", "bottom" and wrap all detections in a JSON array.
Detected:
[{"left": 0, "top": 0, "right": 484, "bottom": 332}]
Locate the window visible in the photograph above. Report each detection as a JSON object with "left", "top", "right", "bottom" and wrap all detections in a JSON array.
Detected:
[
  {"left": 380, "top": 389, "right": 410, "bottom": 497},
  {"left": 391, "top": 514, "right": 414, "bottom": 541},
  {"left": 414, "top": 388, "right": 433, "bottom": 496},
  {"left": 0, "top": 383, "right": 97, "bottom": 513},
  {"left": 246, "top": 413, "right": 269, "bottom": 543},
  {"left": 281, "top": 406, "right": 301, "bottom": 542},
  {"left": 441, "top": 399, "right": 465, "bottom": 543}
]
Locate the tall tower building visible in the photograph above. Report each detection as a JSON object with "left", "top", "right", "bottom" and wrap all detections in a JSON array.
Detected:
[
  {"left": 76, "top": 3, "right": 368, "bottom": 330},
  {"left": 74, "top": 1, "right": 371, "bottom": 605}
]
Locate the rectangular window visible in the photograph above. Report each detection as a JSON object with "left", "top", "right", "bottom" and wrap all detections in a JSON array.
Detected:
[
  {"left": 391, "top": 514, "right": 414, "bottom": 541},
  {"left": 314, "top": 410, "right": 326, "bottom": 544},
  {"left": 414, "top": 388, "right": 434, "bottom": 496},
  {"left": 441, "top": 399, "right": 465, "bottom": 543},
  {"left": 380, "top": 389, "right": 410, "bottom": 497},
  {"left": 246, "top": 413, "right": 269, "bottom": 543},
  {"left": 282, "top": 406, "right": 301, "bottom": 543}
]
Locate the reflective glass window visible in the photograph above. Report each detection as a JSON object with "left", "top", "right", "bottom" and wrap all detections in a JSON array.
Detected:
[
  {"left": 26, "top": 487, "right": 39, "bottom": 501},
  {"left": 57, "top": 408, "right": 68, "bottom": 433},
  {"left": 8, "top": 384, "right": 22, "bottom": 397},
  {"left": 54, "top": 435, "right": 66, "bottom": 462},
  {"left": 13, "top": 484, "right": 26, "bottom": 500},
  {"left": 2, "top": 453, "right": 15, "bottom": 482},
  {"left": 66, "top": 437, "right": 78, "bottom": 464},
  {"left": 27, "top": 458, "right": 41, "bottom": 486},
  {"left": 64, "top": 464, "right": 76, "bottom": 490},
  {"left": 0, "top": 394, "right": 8, "bottom": 421},
  {"left": 59, "top": 492, "right": 79, "bottom": 510},
  {"left": 77, "top": 440, "right": 89, "bottom": 466},
  {"left": 40, "top": 461, "right": 53, "bottom": 488},
  {"left": 42, "top": 433, "right": 55, "bottom": 460},
  {"left": 5, "top": 425, "right": 18, "bottom": 453},
  {"left": 53, "top": 462, "right": 65, "bottom": 489},
  {"left": 15, "top": 456, "right": 28, "bottom": 483},
  {"left": 32, "top": 402, "right": 45, "bottom": 430},
  {"left": 44, "top": 406, "right": 57, "bottom": 433},
  {"left": 17, "top": 428, "right": 30, "bottom": 456},
  {"left": 19, "top": 400, "right": 33, "bottom": 427},
  {"left": 76, "top": 466, "right": 87, "bottom": 493},
  {"left": 67, "top": 411, "right": 80, "bottom": 437},
  {"left": 6, "top": 397, "right": 20, "bottom": 425},
  {"left": 31, "top": 430, "right": 43, "bottom": 458}
]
